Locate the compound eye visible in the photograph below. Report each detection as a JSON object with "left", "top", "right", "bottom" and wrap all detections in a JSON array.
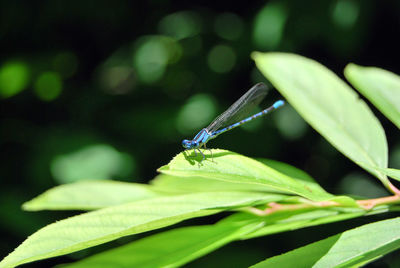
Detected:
[{"left": 182, "top": 139, "right": 190, "bottom": 148}]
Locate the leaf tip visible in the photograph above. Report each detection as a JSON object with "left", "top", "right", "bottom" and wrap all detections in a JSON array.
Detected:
[
  {"left": 157, "top": 165, "right": 169, "bottom": 173},
  {"left": 250, "top": 51, "right": 263, "bottom": 61}
]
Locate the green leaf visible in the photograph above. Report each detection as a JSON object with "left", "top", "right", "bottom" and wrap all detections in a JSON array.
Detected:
[
  {"left": 345, "top": 63, "right": 400, "bottom": 129},
  {"left": 250, "top": 217, "right": 400, "bottom": 268},
  {"left": 217, "top": 201, "right": 375, "bottom": 241},
  {"left": 256, "top": 158, "right": 328, "bottom": 195},
  {"left": 60, "top": 221, "right": 262, "bottom": 268},
  {"left": 373, "top": 167, "right": 400, "bottom": 183},
  {"left": 65, "top": 206, "right": 381, "bottom": 268},
  {"left": 159, "top": 149, "right": 333, "bottom": 201},
  {"left": 22, "top": 180, "right": 163, "bottom": 211},
  {"left": 152, "top": 174, "right": 268, "bottom": 193},
  {"left": 153, "top": 158, "right": 322, "bottom": 194},
  {"left": 241, "top": 208, "right": 372, "bottom": 240},
  {"left": 0, "top": 191, "right": 278, "bottom": 268},
  {"left": 252, "top": 52, "right": 388, "bottom": 184}
]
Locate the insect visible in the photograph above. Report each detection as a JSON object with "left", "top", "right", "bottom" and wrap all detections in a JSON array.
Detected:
[{"left": 182, "top": 83, "right": 285, "bottom": 161}]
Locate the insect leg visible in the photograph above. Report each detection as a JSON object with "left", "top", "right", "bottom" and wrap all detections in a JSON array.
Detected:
[{"left": 203, "top": 144, "right": 213, "bottom": 162}]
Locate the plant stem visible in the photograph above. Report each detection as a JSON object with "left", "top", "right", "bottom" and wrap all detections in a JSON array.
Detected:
[
  {"left": 247, "top": 194, "right": 400, "bottom": 216},
  {"left": 387, "top": 180, "right": 400, "bottom": 196}
]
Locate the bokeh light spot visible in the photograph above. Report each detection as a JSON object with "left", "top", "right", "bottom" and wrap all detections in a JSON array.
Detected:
[
  {"left": 275, "top": 105, "right": 308, "bottom": 140},
  {"left": 101, "top": 66, "right": 135, "bottom": 95},
  {"left": 53, "top": 51, "right": 78, "bottom": 78},
  {"left": 253, "top": 2, "right": 287, "bottom": 49},
  {"left": 34, "top": 72, "right": 62, "bottom": 101},
  {"left": 0, "top": 61, "right": 30, "bottom": 98},
  {"left": 214, "top": 13, "right": 244, "bottom": 40},
  {"left": 133, "top": 36, "right": 182, "bottom": 84},
  {"left": 51, "top": 144, "right": 135, "bottom": 184},
  {"left": 158, "top": 11, "right": 202, "bottom": 40},
  {"left": 207, "top": 45, "right": 236, "bottom": 73},
  {"left": 176, "top": 94, "right": 217, "bottom": 134},
  {"left": 332, "top": 0, "right": 359, "bottom": 29}
]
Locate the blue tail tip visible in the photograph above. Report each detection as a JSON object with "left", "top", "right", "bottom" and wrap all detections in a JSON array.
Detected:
[{"left": 273, "top": 100, "right": 285, "bottom": 109}]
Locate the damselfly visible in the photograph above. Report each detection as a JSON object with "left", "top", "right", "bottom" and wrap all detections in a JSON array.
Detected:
[{"left": 182, "top": 83, "right": 284, "bottom": 161}]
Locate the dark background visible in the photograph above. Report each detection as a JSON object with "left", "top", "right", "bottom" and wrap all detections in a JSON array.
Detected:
[{"left": 1, "top": 0, "right": 400, "bottom": 267}]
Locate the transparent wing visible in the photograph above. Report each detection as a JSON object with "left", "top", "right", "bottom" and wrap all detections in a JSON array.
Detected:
[{"left": 206, "top": 83, "right": 269, "bottom": 132}]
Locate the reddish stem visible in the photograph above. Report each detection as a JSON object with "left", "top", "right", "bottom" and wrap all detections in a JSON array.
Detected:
[
  {"left": 387, "top": 181, "right": 400, "bottom": 196},
  {"left": 247, "top": 194, "right": 400, "bottom": 216}
]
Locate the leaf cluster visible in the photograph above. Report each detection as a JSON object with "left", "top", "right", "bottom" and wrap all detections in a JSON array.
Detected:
[{"left": 2, "top": 53, "right": 400, "bottom": 267}]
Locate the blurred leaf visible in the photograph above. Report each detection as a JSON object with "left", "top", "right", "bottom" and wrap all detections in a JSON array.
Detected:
[
  {"left": 60, "top": 220, "right": 261, "bottom": 268},
  {"left": 51, "top": 144, "right": 134, "bottom": 184},
  {"left": 250, "top": 217, "right": 400, "bottom": 268},
  {"left": 0, "top": 191, "right": 277, "bottom": 268},
  {"left": 22, "top": 180, "right": 163, "bottom": 211},
  {"left": 159, "top": 149, "right": 334, "bottom": 201},
  {"left": 253, "top": 52, "right": 388, "bottom": 184},
  {"left": 344, "top": 63, "right": 400, "bottom": 129}
]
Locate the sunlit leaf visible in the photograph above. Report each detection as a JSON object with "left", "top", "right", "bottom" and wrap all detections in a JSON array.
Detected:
[
  {"left": 250, "top": 217, "right": 400, "bottom": 268},
  {"left": 345, "top": 63, "right": 400, "bottom": 129},
  {"left": 22, "top": 180, "right": 163, "bottom": 211},
  {"left": 158, "top": 149, "right": 334, "bottom": 201},
  {"left": 61, "top": 221, "right": 261, "bottom": 268},
  {"left": 0, "top": 191, "right": 278, "bottom": 268},
  {"left": 253, "top": 52, "right": 388, "bottom": 184},
  {"left": 63, "top": 206, "right": 386, "bottom": 268}
]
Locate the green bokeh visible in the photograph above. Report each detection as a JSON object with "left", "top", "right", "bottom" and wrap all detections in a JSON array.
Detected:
[
  {"left": 253, "top": 2, "right": 287, "bottom": 49},
  {"left": 214, "top": 13, "right": 244, "bottom": 40},
  {"left": 274, "top": 105, "right": 308, "bottom": 140},
  {"left": 34, "top": 72, "right": 62, "bottom": 101},
  {"left": 0, "top": 61, "right": 30, "bottom": 98},
  {"left": 133, "top": 36, "right": 182, "bottom": 83},
  {"left": 332, "top": 0, "right": 359, "bottom": 29},
  {"left": 158, "top": 11, "right": 202, "bottom": 40},
  {"left": 176, "top": 94, "right": 217, "bottom": 134},
  {"left": 207, "top": 45, "right": 236, "bottom": 73},
  {"left": 51, "top": 144, "right": 135, "bottom": 184}
]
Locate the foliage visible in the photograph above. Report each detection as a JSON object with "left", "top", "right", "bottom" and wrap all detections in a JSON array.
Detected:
[{"left": 2, "top": 53, "right": 400, "bottom": 267}]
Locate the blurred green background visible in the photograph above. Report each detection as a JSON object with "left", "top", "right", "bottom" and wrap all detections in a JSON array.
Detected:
[{"left": 1, "top": 0, "right": 400, "bottom": 267}]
